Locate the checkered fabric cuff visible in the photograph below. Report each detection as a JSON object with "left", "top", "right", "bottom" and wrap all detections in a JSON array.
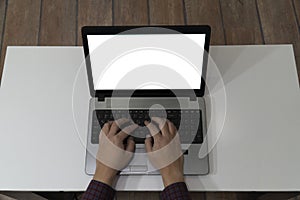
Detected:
[
  {"left": 81, "top": 180, "right": 115, "bottom": 200},
  {"left": 161, "top": 182, "right": 191, "bottom": 200}
]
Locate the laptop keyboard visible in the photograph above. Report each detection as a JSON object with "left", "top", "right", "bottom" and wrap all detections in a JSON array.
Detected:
[{"left": 91, "top": 109, "right": 203, "bottom": 144}]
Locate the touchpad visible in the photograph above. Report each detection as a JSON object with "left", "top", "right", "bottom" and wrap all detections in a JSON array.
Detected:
[{"left": 128, "top": 148, "right": 147, "bottom": 172}]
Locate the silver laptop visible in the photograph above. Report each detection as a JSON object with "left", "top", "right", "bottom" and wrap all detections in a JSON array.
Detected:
[{"left": 82, "top": 26, "right": 211, "bottom": 175}]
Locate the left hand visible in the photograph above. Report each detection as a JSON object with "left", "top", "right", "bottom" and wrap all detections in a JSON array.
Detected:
[{"left": 93, "top": 119, "right": 137, "bottom": 186}]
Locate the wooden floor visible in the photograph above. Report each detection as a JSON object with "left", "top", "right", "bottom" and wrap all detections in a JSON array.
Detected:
[{"left": 0, "top": 0, "right": 299, "bottom": 199}]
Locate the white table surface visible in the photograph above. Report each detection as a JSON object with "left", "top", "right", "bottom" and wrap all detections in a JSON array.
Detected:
[{"left": 0, "top": 45, "right": 299, "bottom": 191}]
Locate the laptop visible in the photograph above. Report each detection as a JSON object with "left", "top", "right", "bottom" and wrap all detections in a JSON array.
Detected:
[{"left": 82, "top": 26, "right": 211, "bottom": 175}]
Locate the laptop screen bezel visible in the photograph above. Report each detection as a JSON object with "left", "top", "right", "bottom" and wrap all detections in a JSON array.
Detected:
[{"left": 82, "top": 25, "right": 211, "bottom": 99}]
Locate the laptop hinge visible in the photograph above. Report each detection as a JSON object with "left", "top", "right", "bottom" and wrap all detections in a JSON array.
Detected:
[
  {"left": 96, "top": 92, "right": 199, "bottom": 102},
  {"left": 189, "top": 96, "right": 197, "bottom": 101},
  {"left": 97, "top": 96, "right": 198, "bottom": 102},
  {"left": 96, "top": 95, "right": 199, "bottom": 102}
]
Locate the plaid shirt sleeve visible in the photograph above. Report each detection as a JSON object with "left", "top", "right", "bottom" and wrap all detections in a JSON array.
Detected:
[
  {"left": 161, "top": 182, "right": 192, "bottom": 200},
  {"left": 81, "top": 180, "right": 116, "bottom": 200}
]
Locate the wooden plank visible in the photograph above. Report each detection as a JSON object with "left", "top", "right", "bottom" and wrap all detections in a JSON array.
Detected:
[
  {"left": 116, "top": 192, "right": 134, "bottom": 200},
  {"left": 0, "top": 0, "right": 41, "bottom": 82},
  {"left": 0, "top": 0, "right": 6, "bottom": 54},
  {"left": 294, "top": 0, "right": 300, "bottom": 82},
  {"left": 296, "top": 56, "right": 300, "bottom": 83},
  {"left": 39, "top": 0, "right": 77, "bottom": 46},
  {"left": 114, "top": 0, "right": 148, "bottom": 25},
  {"left": 294, "top": 0, "right": 300, "bottom": 83},
  {"left": 220, "top": 0, "right": 263, "bottom": 44},
  {"left": 77, "top": 0, "right": 112, "bottom": 45},
  {"left": 149, "top": 0, "right": 185, "bottom": 25},
  {"left": 133, "top": 192, "right": 160, "bottom": 200},
  {"left": 190, "top": 192, "right": 206, "bottom": 200},
  {"left": 257, "top": 192, "right": 300, "bottom": 200},
  {"left": 293, "top": 0, "right": 300, "bottom": 29},
  {"left": 184, "top": 0, "right": 225, "bottom": 45},
  {"left": 257, "top": 0, "right": 300, "bottom": 48},
  {"left": 206, "top": 192, "right": 238, "bottom": 200},
  {"left": 257, "top": 0, "right": 300, "bottom": 83}
]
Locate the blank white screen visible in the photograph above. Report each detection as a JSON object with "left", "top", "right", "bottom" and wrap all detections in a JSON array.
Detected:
[{"left": 87, "top": 34, "right": 206, "bottom": 90}]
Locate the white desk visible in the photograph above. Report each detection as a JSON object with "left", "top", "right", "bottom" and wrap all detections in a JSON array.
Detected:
[{"left": 0, "top": 45, "right": 299, "bottom": 191}]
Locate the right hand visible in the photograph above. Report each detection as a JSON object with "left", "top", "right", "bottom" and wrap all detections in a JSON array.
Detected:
[{"left": 144, "top": 117, "right": 184, "bottom": 187}]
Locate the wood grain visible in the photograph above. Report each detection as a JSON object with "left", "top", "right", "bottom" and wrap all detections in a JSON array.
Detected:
[
  {"left": 206, "top": 192, "right": 239, "bottom": 200},
  {"left": 257, "top": 192, "right": 300, "bottom": 200},
  {"left": 296, "top": 56, "right": 300, "bottom": 83},
  {"left": 294, "top": 0, "right": 300, "bottom": 79},
  {"left": 149, "top": 0, "right": 185, "bottom": 25},
  {"left": 116, "top": 191, "right": 134, "bottom": 200},
  {"left": 0, "top": 0, "right": 41, "bottom": 82},
  {"left": 114, "top": 0, "right": 148, "bottom": 25},
  {"left": 257, "top": 0, "right": 300, "bottom": 81},
  {"left": 184, "top": 0, "right": 225, "bottom": 45},
  {"left": 132, "top": 192, "right": 160, "bottom": 200},
  {"left": 257, "top": 0, "right": 300, "bottom": 47},
  {"left": 220, "top": 0, "right": 263, "bottom": 44},
  {"left": 0, "top": 0, "right": 6, "bottom": 82},
  {"left": 77, "top": 0, "right": 112, "bottom": 45},
  {"left": 293, "top": 0, "right": 300, "bottom": 29},
  {"left": 0, "top": 0, "right": 6, "bottom": 55},
  {"left": 190, "top": 192, "right": 206, "bottom": 200},
  {"left": 39, "top": 0, "right": 77, "bottom": 46}
]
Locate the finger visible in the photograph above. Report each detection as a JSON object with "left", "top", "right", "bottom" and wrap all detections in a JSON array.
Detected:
[
  {"left": 126, "top": 136, "right": 135, "bottom": 152},
  {"left": 101, "top": 122, "right": 111, "bottom": 136},
  {"left": 144, "top": 134, "right": 153, "bottom": 153},
  {"left": 167, "top": 120, "right": 177, "bottom": 135},
  {"left": 117, "top": 124, "right": 138, "bottom": 141},
  {"left": 151, "top": 117, "right": 169, "bottom": 136},
  {"left": 144, "top": 120, "right": 161, "bottom": 140},
  {"left": 108, "top": 118, "right": 129, "bottom": 136}
]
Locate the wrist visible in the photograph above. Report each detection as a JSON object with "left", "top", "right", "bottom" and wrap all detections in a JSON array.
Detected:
[
  {"left": 161, "top": 169, "right": 184, "bottom": 187},
  {"left": 93, "top": 167, "right": 116, "bottom": 186}
]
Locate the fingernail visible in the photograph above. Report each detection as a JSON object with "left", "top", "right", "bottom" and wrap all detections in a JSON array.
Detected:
[{"left": 146, "top": 134, "right": 151, "bottom": 138}]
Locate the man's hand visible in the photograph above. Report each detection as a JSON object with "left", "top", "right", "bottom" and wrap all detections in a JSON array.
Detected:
[
  {"left": 144, "top": 117, "right": 184, "bottom": 187},
  {"left": 93, "top": 119, "right": 137, "bottom": 186}
]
